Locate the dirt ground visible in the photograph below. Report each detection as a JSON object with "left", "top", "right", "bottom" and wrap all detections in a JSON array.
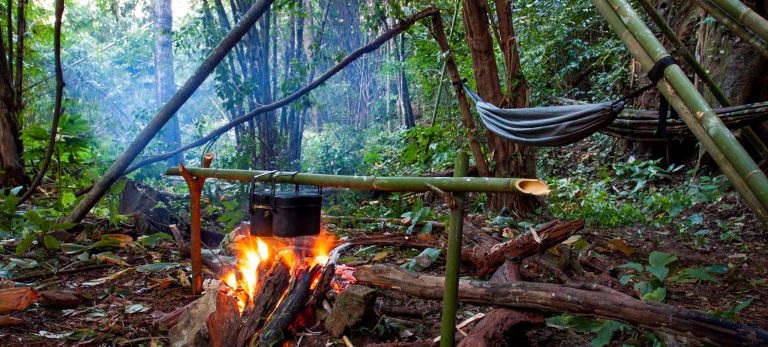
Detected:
[{"left": 1, "top": 193, "right": 765, "bottom": 347}]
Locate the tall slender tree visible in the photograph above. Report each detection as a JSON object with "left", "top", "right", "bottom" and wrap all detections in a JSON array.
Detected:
[
  {"left": 0, "top": 0, "right": 28, "bottom": 188},
  {"left": 462, "top": 0, "right": 537, "bottom": 213},
  {"left": 153, "top": 0, "right": 182, "bottom": 165}
]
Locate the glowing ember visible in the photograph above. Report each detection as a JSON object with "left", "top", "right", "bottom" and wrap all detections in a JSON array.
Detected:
[{"left": 222, "top": 231, "right": 336, "bottom": 314}]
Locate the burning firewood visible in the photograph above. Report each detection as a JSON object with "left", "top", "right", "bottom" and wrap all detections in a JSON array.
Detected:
[{"left": 171, "top": 232, "right": 338, "bottom": 347}]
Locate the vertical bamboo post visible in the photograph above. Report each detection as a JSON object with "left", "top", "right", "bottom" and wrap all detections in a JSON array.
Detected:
[
  {"left": 179, "top": 153, "right": 214, "bottom": 294},
  {"left": 690, "top": 0, "right": 768, "bottom": 59},
  {"left": 710, "top": 0, "right": 768, "bottom": 42},
  {"left": 440, "top": 151, "right": 468, "bottom": 347},
  {"left": 594, "top": 0, "right": 768, "bottom": 226},
  {"left": 635, "top": 0, "right": 768, "bottom": 162}
]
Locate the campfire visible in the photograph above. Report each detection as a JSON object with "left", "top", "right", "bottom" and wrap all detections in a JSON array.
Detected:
[
  {"left": 163, "top": 228, "right": 341, "bottom": 347},
  {"left": 199, "top": 230, "right": 339, "bottom": 347},
  {"left": 222, "top": 232, "right": 334, "bottom": 314}
]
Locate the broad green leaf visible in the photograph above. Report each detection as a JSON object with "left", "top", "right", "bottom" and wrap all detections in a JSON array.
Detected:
[
  {"left": 137, "top": 232, "right": 173, "bottom": 247},
  {"left": 619, "top": 274, "right": 634, "bottom": 285},
  {"left": 641, "top": 286, "right": 666, "bottom": 301},
  {"left": 648, "top": 251, "right": 677, "bottom": 267},
  {"left": 591, "top": 320, "right": 624, "bottom": 347},
  {"left": 16, "top": 231, "right": 39, "bottom": 255},
  {"left": 24, "top": 210, "right": 50, "bottom": 231},
  {"left": 645, "top": 265, "right": 669, "bottom": 281},
  {"left": 9, "top": 257, "right": 38, "bottom": 269},
  {"left": 421, "top": 221, "right": 433, "bottom": 234},
  {"left": 545, "top": 314, "right": 602, "bottom": 333},
  {"left": 43, "top": 235, "right": 61, "bottom": 250},
  {"left": 675, "top": 267, "right": 719, "bottom": 283},
  {"left": 60, "top": 243, "right": 88, "bottom": 254},
  {"left": 705, "top": 265, "right": 729, "bottom": 274},
  {"left": 3, "top": 193, "right": 19, "bottom": 212}
]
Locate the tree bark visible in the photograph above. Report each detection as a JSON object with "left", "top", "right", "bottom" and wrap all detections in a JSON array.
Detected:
[
  {"left": 462, "top": 0, "right": 538, "bottom": 213},
  {"left": 397, "top": 34, "right": 416, "bottom": 128},
  {"left": 354, "top": 264, "right": 768, "bottom": 347},
  {"left": 153, "top": 0, "right": 182, "bottom": 166},
  {"left": 0, "top": 11, "right": 25, "bottom": 188}
]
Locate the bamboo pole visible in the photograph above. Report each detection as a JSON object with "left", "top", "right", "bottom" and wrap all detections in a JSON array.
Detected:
[
  {"left": 690, "top": 0, "right": 768, "bottom": 59},
  {"left": 440, "top": 151, "right": 468, "bottom": 347},
  {"left": 165, "top": 167, "right": 550, "bottom": 195},
  {"left": 635, "top": 0, "right": 768, "bottom": 161},
  {"left": 710, "top": 0, "right": 768, "bottom": 42},
  {"left": 593, "top": 0, "right": 768, "bottom": 226}
]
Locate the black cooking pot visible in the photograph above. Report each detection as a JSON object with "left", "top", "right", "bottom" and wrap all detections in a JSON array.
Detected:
[
  {"left": 249, "top": 188, "right": 322, "bottom": 237},
  {"left": 249, "top": 190, "right": 275, "bottom": 237},
  {"left": 272, "top": 192, "right": 322, "bottom": 237}
]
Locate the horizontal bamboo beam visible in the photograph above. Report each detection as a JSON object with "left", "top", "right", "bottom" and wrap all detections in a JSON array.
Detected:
[{"left": 164, "top": 167, "right": 550, "bottom": 195}]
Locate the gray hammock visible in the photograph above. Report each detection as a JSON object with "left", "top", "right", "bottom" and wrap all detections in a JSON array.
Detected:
[{"left": 463, "top": 85, "right": 625, "bottom": 147}]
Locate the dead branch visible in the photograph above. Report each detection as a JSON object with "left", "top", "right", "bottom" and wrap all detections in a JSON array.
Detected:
[
  {"left": 463, "top": 219, "right": 584, "bottom": 277},
  {"left": 353, "top": 264, "right": 768, "bottom": 347}
]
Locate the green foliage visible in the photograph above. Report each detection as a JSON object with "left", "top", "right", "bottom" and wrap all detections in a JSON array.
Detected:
[
  {"left": 547, "top": 156, "right": 728, "bottom": 227},
  {"left": 619, "top": 251, "right": 721, "bottom": 301},
  {"left": 515, "top": 0, "right": 631, "bottom": 104}
]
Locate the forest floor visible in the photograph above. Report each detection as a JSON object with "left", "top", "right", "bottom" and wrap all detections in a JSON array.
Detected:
[
  {"left": 1, "top": 192, "right": 765, "bottom": 346},
  {"left": 1, "top": 149, "right": 766, "bottom": 346}
]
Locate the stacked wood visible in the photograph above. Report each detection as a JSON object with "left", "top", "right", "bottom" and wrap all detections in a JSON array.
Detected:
[{"left": 353, "top": 264, "right": 768, "bottom": 346}]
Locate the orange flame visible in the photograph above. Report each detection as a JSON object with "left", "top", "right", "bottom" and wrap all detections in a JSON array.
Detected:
[{"left": 223, "top": 231, "right": 335, "bottom": 314}]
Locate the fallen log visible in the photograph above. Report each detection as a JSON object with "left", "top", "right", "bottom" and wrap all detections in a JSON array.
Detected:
[
  {"left": 353, "top": 264, "right": 768, "bottom": 347},
  {"left": 460, "top": 258, "right": 543, "bottom": 347},
  {"left": 463, "top": 219, "right": 584, "bottom": 277}
]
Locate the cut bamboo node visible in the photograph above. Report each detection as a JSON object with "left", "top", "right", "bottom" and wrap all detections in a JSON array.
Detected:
[{"left": 515, "top": 179, "right": 550, "bottom": 196}]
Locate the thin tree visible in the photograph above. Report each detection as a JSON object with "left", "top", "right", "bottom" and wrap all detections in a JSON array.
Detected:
[
  {"left": 462, "top": 0, "right": 537, "bottom": 213},
  {"left": 153, "top": 0, "right": 182, "bottom": 165},
  {"left": 18, "top": 0, "right": 65, "bottom": 203},
  {"left": 0, "top": 0, "right": 28, "bottom": 188}
]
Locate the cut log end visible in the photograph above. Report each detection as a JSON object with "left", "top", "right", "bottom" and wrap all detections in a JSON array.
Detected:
[{"left": 515, "top": 179, "right": 550, "bottom": 195}]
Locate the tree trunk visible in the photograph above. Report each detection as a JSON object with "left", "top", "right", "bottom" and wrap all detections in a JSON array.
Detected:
[
  {"left": 153, "top": 0, "right": 182, "bottom": 166},
  {"left": 462, "top": 0, "right": 538, "bottom": 214},
  {"left": 257, "top": 6, "right": 276, "bottom": 170},
  {"left": 0, "top": 13, "right": 25, "bottom": 188},
  {"left": 397, "top": 34, "right": 415, "bottom": 128}
]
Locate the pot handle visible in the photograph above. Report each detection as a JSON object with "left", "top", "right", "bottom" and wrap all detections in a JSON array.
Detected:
[{"left": 249, "top": 170, "right": 277, "bottom": 209}]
